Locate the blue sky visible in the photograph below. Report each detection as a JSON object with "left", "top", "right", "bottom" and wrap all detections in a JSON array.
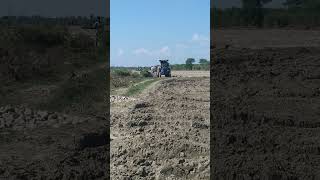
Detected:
[{"left": 111, "top": 0, "right": 210, "bottom": 67}]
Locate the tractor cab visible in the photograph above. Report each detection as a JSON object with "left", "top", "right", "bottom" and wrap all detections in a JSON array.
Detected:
[{"left": 159, "top": 60, "right": 171, "bottom": 77}]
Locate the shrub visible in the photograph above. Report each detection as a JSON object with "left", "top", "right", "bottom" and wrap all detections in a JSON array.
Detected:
[
  {"left": 113, "top": 69, "right": 131, "bottom": 77},
  {"left": 131, "top": 72, "right": 141, "bottom": 78},
  {"left": 140, "top": 70, "right": 152, "bottom": 77},
  {"left": 42, "top": 68, "right": 107, "bottom": 115},
  {"left": 17, "top": 25, "right": 69, "bottom": 47},
  {"left": 69, "top": 33, "right": 94, "bottom": 50}
]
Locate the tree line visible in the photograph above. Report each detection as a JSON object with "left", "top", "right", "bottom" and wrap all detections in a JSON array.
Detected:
[
  {"left": 171, "top": 58, "right": 209, "bottom": 71},
  {"left": 0, "top": 14, "right": 109, "bottom": 28},
  {"left": 112, "top": 58, "right": 210, "bottom": 72},
  {"left": 212, "top": 0, "right": 320, "bottom": 28}
]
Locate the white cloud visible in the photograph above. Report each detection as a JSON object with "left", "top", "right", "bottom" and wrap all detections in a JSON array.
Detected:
[
  {"left": 158, "top": 46, "right": 170, "bottom": 55},
  {"left": 117, "top": 48, "right": 124, "bottom": 56},
  {"left": 191, "top": 33, "right": 210, "bottom": 47},
  {"left": 159, "top": 46, "right": 169, "bottom": 53},
  {"left": 132, "top": 46, "right": 170, "bottom": 56},
  {"left": 192, "top": 33, "right": 209, "bottom": 42},
  {"left": 133, "top": 48, "right": 151, "bottom": 55}
]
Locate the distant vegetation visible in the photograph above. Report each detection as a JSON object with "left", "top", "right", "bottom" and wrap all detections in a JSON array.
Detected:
[
  {"left": 0, "top": 14, "right": 108, "bottom": 28},
  {"left": 212, "top": 0, "right": 320, "bottom": 28},
  {"left": 110, "top": 58, "right": 209, "bottom": 96},
  {"left": 110, "top": 68, "right": 150, "bottom": 92},
  {"left": 113, "top": 69, "right": 132, "bottom": 77},
  {"left": 111, "top": 59, "right": 209, "bottom": 72},
  {"left": 171, "top": 58, "right": 209, "bottom": 71},
  {"left": 110, "top": 67, "right": 158, "bottom": 96},
  {"left": 0, "top": 24, "right": 104, "bottom": 83},
  {"left": 111, "top": 58, "right": 210, "bottom": 72},
  {"left": 0, "top": 15, "right": 109, "bottom": 115},
  {"left": 42, "top": 68, "right": 108, "bottom": 116},
  {"left": 139, "top": 70, "right": 153, "bottom": 77}
]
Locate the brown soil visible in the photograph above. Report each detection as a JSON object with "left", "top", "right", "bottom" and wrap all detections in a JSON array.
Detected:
[
  {"left": 211, "top": 46, "right": 320, "bottom": 179},
  {"left": 0, "top": 26, "right": 109, "bottom": 179},
  {"left": 0, "top": 105, "right": 108, "bottom": 179},
  {"left": 111, "top": 77, "right": 210, "bottom": 179}
]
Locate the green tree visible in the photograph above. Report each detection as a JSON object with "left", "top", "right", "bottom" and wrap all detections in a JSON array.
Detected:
[
  {"left": 199, "top": 59, "right": 209, "bottom": 70},
  {"left": 199, "top": 59, "right": 209, "bottom": 64},
  {"left": 185, "top": 58, "right": 195, "bottom": 70}
]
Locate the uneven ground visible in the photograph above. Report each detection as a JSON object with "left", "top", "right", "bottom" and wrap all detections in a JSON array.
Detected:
[
  {"left": 211, "top": 30, "right": 320, "bottom": 179},
  {"left": 0, "top": 105, "right": 108, "bottom": 179},
  {"left": 111, "top": 76, "right": 210, "bottom": 179},
  {"left": 0, "top": 25, "right": 109, "bottom": 179}
]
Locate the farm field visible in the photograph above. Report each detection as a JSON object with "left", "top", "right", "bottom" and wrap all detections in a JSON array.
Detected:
[
  {"left": 0, "top": 24, "right": 109, "bottom": 179},
  {"left": 111, "top": 77, "right": 210, "bottom": 179},
  {"left": 171, "top": 71, "right": 210, "bottom": 77},
  {"left": 211, "top": 29, "right": 320, "bottom": 179}
]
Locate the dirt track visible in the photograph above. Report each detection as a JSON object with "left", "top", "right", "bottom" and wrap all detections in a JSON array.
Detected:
[{"left": 111, "top": 77, "right": 210, "bottom": 179}]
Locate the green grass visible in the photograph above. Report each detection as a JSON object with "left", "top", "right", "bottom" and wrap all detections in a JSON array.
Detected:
[
  {"left": 124, "top": 78, "right": 159, "bottom": 96},
  {"left": 110, "top": 69, "right": 147, "bottom": 91},
  {"left": 38, "top": 67, "right": 108, "bottom": 116}
]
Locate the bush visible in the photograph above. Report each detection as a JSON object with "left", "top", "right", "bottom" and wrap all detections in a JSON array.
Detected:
[
  {"left": 69, "top": 33, "right": 94, "bottom": 50},
  {"left": 42, "top": 68, "right": 107, "bottom": 115},
  {"left": 140, "top": 70, "right": 152, "bottom": 77},
  {"left": 131, "top": 72, "right": 140, "bottom": 78},
  {"left": 113, "top": 69, "right": 131, "bottom": 77},
  {"left": 17, "top": 25, "right": 69, "bottom": 47}
]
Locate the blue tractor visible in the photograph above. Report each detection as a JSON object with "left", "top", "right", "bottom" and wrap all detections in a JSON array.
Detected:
[{"left": 159, "top": 60, "right": 171, "bottom": 77}]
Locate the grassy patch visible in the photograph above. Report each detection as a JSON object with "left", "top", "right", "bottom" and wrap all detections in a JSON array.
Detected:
[
  {"left": 124, "top": 79, "right": 159, "bottom": 96},
  {"left": 0, "top": 24, "right": 108, "bottom": 117},
  {"left": 140, "top": 70, "right": 153, "bottom": 77},
  {"left": 38, "top": 67, "right": 107, "bottom": 116},
  {"left": 110, "top": 75, "right": 144, "bottom": 90},
  {"left": 0, "top": 25, "right": 102, "bottom": 84},
  {"left": 110, "top": 69, "right": 144, "bottom": 90},
  {"left": 113, "top": 69, "right": 131, "bottom": 77}
]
